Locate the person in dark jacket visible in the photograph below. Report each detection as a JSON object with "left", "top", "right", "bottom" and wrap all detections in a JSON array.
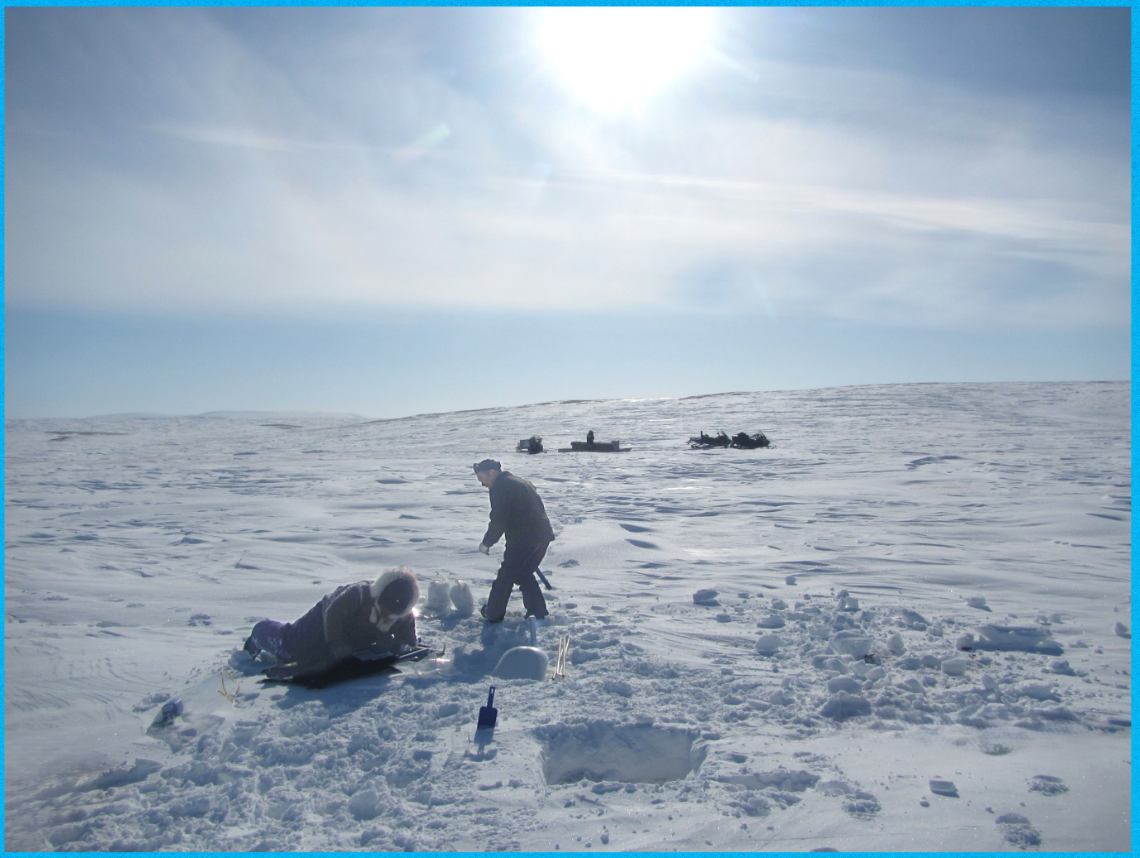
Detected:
[
  {"left": 473, "top": 459, "right": 554, "bottom": 622},
  {"left": 244, "top": 568, "right": 420, "bottom": 680}
]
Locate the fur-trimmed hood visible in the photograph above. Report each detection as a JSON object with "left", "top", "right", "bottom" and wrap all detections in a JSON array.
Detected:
[{"left": 369, "top": 567, "right": 420, "bottom": 630}]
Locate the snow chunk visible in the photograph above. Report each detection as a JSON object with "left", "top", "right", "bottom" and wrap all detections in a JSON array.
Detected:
[
  {"left": 755, "top": 634, "right": 783, "bottom": 656},
  {"left": 887, "top": 632, "right": 906, "bottom": 655},
  {"left": 820, "top": 691, "right": 872, "bottom": 721},
  {"left": 603, "top": 679, "right": 634, "bottom": 698},
  {"left": 929, "top": 779, "right": 959, "bottom": 797},
  {"left": 349, "top": 788, "right": 385, "bottom": 821},
  {"left": 826, "top": 676, "right": 863, "bottom": 694},
  {"left": 84, "top": 758, "right": 162, "bottom": 791},
  {"left": 1014, "top": 683, "right": 1061, "bottom": 702},
  {"left": 899, "top": 609, "right": 928, "bottom": 631},
  {"left": 693, "top": 589, "right": 719, "bottom": 606},
  {"left": 493, "top": 646, "right": 549, "bottom": 680},
  {"left": 957, "top": 624, "right": 1063, "bottom": 655},
  {"left": 940, "top": 658, "right": 969, "bottom": 677},
  {"left": 828, "top": 631, "right": 874, "bottom": 658}
]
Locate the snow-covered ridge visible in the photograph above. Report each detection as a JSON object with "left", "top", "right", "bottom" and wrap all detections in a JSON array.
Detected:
[{"left": 3, "top": 381, "right": 1130, "bottom": 851}]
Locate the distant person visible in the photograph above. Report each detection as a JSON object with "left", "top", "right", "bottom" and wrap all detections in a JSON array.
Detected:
[
  {"left": 243, "top": 568, "right": 420, "bottom": 680},
  {"left": 586, "top": 430, "right": 595, "bottom": 448},
  {"left": 473, "top": 459, "right": 554, "bottom": 622}
]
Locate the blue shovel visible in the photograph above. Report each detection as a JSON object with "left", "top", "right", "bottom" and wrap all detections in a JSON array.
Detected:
[{"left": 477, "top": 686, "right": 497, "bottom": 730}]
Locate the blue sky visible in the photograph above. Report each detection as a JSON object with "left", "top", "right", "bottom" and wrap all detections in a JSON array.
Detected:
[{"left": 4, "top": 6, "right": 1131, "bottom": 418}]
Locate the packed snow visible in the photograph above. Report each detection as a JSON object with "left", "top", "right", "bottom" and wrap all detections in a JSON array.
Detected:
[{"left": 4, "top": 381, "right": 1131, "bottom": 851}]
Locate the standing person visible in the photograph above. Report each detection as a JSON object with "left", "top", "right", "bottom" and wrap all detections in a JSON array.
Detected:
[{"left": 473, "top": 459, "right": 554, "bottom": 622}]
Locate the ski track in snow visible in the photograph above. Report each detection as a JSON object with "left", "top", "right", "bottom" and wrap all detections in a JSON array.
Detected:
[{"left": 3, "top": 381, "right": 1132, "bottom": 852}]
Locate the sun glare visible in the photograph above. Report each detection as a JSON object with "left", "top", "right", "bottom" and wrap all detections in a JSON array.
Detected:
[{"left": 537, "top": 7, "right": 714, "bottom": 114}]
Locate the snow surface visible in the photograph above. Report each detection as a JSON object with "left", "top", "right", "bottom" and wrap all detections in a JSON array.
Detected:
[{"left": 4, "top": 381, "right": 1131, "bottom": 852}]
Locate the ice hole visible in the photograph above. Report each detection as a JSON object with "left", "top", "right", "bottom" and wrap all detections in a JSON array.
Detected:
[{"left": 538, "top": 722, "right": 705, "bottom": 785}]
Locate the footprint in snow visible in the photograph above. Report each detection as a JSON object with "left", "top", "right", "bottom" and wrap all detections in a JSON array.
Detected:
[
  {"left": 996, "top": 813, "right": 1042, "bottom": 848},
  {"left": 842, "top": 790, "right": 882, "bottom": 818},
  {"left": 618, "top": 522, "right": 653, "bottom": 533},
  {"left": 625, "top": 538, "right": 659, "bottom": 549},
  {"left": 1029, "top": 775, "right": 1069, "bottom": 796},
  {"left": 819, "top": 780, "right": 882, "bottom": 817}
]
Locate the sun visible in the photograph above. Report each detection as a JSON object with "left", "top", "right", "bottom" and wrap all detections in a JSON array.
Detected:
[{"left": 536, "top": 7, "right": 715, "bottom": 114}]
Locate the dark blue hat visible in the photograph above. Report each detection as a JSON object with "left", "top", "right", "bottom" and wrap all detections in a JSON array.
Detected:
[{"left": 473, "top": 459, "right": 502, "bottom": 473}]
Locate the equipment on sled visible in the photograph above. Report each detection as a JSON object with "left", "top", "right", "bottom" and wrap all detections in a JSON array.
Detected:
[
  {"left": 516, "top": 436, "right": 544, "bottom": 454},
  {"left": 689, "top": 431, "right": 731, "bottom": 449}
]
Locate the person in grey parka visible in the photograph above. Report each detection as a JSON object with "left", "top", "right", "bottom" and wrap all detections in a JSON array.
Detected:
[
  {"left": 244, "top": 567, "right": 420, "bottom": 680},
  {"left": 473, "top": 459, "right": 554, "bottom": 622}
]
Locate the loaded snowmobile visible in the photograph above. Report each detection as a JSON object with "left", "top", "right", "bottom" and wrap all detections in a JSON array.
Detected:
[
  {"left": 731, "top": 432, "right": 770, "bottom": 449},
  {"left": 689, "top": 431, "right": 732, "bottom": 449}
]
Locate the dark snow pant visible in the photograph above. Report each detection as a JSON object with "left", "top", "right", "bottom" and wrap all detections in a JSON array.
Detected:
[
  {"left": 248, "top": 599, "right": 326, "bottom": 662},
  {"left": 484, "top": 541, "right": 550, "bottom": 622}
]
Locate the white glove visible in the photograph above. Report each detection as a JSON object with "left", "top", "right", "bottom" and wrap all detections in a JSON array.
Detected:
[{"left": 478, "top": 542, "right": 490, "bottom": 555}]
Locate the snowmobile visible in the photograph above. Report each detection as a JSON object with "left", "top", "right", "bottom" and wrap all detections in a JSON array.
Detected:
[
  {"left": 689, "top": 431, "right": 732, "bottom": 449},
  {"left": 731, "top": 432, "right": 770, "bottom": 449}
]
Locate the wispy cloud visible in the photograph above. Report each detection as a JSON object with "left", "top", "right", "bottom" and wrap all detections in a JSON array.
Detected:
[{"left": 5, "top": 7, "right": 1129, "bottom": 332}]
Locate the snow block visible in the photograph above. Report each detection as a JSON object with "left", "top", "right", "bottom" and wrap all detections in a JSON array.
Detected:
[
  {"left": 493, "top": 646, "right": 549, "bottom": 680},
  {"left": 958, "top": 624, "right": 1063, "bottom": 656},
  {"left": 828, "top": 631, "right": 874, "bottom": 658},
  {"left": 755, "top": 634, "right": 783, "bottom": 656},
  {"left": 929, "top": 779, "right": 959, "bottom": 797},
  {"left": 820, "top": 691, "right": 872, "bottom": 721},
  {"left": 826, "top": 676, "right": 863, "bottom": 695},
  {"left": 940, "top": 657, "right": 969, "bottom": 677},
  {"left": 693, "top": 589, "right": 719, "bottom": 606}
]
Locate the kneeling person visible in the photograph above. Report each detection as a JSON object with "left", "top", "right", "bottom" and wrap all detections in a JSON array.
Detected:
[{"left": 245, "top": 568, "right": 420, "bottom": 680}]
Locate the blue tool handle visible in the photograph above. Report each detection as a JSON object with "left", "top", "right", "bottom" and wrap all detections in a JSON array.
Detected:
[{"left": 487, "top": 686, "right": 495, "bottom": 707}]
